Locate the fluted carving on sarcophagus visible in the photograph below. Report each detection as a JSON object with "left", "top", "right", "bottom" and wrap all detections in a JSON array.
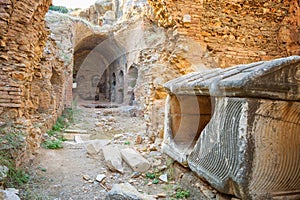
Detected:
[{"left": 163, "top": 56, "right": 300, "bottom": 199}]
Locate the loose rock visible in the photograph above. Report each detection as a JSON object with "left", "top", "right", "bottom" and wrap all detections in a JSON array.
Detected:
[
  {"left": 105, "top": 183, "right": 156, "bottom": 200},
  {"left": 83, "top": 175, "right": 91, "bottom": 181},
  {"left": 0, "top": 188, "right": 20, "bottom": 200},
  {"left": 156, "top": 193, "right": 167, "bottom": 198},
  {"left": 135, "top": 135, "right": 143, "bottom": 144},
  {"left": 131, "top": 172, "right": 141, "bottom": 178},
  {"left": 159, "top": 174, "right": 168, "bottom": 182},
  {"left": 0, "top": 165, "right": 8, "bottom": 181},
  {"left": 96, "top": 174, "right": 106, "bottom": 183}
]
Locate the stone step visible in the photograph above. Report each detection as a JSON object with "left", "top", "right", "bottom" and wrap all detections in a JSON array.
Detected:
[{"left": 64, "top": 129, "right": 88, "bottom": 134}]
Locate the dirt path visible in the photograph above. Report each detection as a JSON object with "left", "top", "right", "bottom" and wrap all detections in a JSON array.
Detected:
[{"left": 23, "top": 103, "right": 180, "bottom": 200}]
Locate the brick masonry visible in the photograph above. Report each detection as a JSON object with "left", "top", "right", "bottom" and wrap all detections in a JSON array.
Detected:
[{"left": 0, "top": 0, "right": 69, "bottom": 156}]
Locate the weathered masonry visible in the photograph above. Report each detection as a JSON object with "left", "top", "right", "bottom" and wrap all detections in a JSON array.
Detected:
[{"left": 163, "top": 56, "right": 300, "bottom": 199}]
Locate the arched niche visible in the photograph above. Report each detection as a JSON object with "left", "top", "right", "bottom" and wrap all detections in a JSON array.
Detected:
[
  {"left": 111, "top": 72, "right": 117, "bottom": 102},
  {"left": 127, "top": 65, "right": 138, "bottom": 105},
  {"left": 116, "top": 70, "right": 124, "bottom": 104}
]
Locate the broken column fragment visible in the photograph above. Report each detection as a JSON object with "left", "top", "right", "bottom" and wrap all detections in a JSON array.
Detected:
[{"left": 163, "top": 56, "right": 300, "bottom": 199}]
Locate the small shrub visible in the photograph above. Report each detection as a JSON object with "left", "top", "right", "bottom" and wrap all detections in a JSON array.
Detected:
[
  {"left": 146, "top": 172, "right": 155, "bottom": 179},
  {"left": 57, "top": 136, "right": 67, "bottom": 142},
  {"left": 46, "top": 129, "right": 55, "bottom": 137},
  {"left": 6, "top": 167, "right": 30, "bottom": 187},
  {"left": 41, "top": 139, "right": 63, "bottom": 149},
  {"left": 175, "top": 189, "right": 190, "bottom": 199},
  {"left": 0, "top": 128, "right": 29, "bottom": 188},
  {"left": 52, "top": 121, "right": 64, "bottom": 131},
  {"left": 152, "top": 178, "right": 159, "bottom": 184}
]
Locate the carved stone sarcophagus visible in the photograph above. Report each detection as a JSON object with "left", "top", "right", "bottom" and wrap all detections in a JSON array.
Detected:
[{"left": 163, "top": 56, "right": 300, "bottom": 199}]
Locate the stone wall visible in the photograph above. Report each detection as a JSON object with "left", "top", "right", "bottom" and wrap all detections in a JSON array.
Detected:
[
  {"left": 0, "top": 0, "right": 50, "bottom": 112},
  {"left": 0, "top": 1, "right": 73, "bottom": 158},
  {"left": 138, "top": 0, "right": 300, "bottom": 138},
  {"left": 148, "top": 0, "right": 300, "bottom": 68}
]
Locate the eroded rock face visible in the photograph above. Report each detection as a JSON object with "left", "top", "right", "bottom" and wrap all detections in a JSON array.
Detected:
[
  {"left": 71, "top": 0, "right": 149, "bottom": 26},
  {"left": 0, "top": 3, "right": 92, "bottom": 159},
  {"left": 71, "top": 0, "right": 115, "bottom": 25},
  {"left": 148, "top": 0, "right": 300, "bottom": 67}
]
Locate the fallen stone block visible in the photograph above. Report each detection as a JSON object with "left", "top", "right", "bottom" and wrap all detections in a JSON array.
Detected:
[
  {"left": 105, "top": 183, "right": 155, "bottom": 200},
  {"left": 120, "top": 148, "right": 150, "bottom": 173},
  {"left": 62, "top": 134, "right": 75, "bottom": 141},
  {"left": 102, "top": 146, "right": 123, "bottom": 173},
  {"left": 86, "top": 140, "right": 110, "bottom": 155},
  {"left": 74, "top": 135, "right": 84, "bottom": 143}
]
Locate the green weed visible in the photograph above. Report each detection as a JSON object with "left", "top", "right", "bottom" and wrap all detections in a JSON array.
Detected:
[
  {"left": 44, "top": 108, "right": 74, "bottom": 147},
  {"left": 146, "top": 172, "right": 156, "bottom": 179},
  {"left": 174, "top": 188, "right": 190, "bottom": 199},
  {"left": 152, "top": 178, "right": 159, "bottom": 184},
  {"left": 41, "top": 139, "right": 63, "bottom": 149},
  {"left": 0, "top": 128, "right": 29, "bottom": 188}
]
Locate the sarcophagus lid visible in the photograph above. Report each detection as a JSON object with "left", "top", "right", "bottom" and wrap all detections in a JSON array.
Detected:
[{"left": 164, "top": 56, "right": 300, "bottom": 100}]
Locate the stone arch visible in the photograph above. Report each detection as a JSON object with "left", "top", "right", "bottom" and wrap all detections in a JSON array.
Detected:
[
  {"left": 73, "top": 34, "right": 108, "bottom": 100},
  {"left": 74, "top": 33, "right": 126, "bottom": 101}
]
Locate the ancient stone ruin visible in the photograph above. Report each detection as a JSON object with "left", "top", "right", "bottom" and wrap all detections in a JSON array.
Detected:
[
  {"left": 0, "top": 0, "right": 299, "bottom": 199},
  {"left": 163, "top": 56, "right": 300, "bottom": 199}
]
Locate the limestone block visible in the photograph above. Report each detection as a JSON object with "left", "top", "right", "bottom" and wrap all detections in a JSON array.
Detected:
[
  {"left": 120, "top": 148, "right": 150, "bottom": 173},
  {"left": 86, "top": 140, "right": 110, "bottom": 155},
  {"left": 102, "top": 145, "right": 124, "bottom": 173}
]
